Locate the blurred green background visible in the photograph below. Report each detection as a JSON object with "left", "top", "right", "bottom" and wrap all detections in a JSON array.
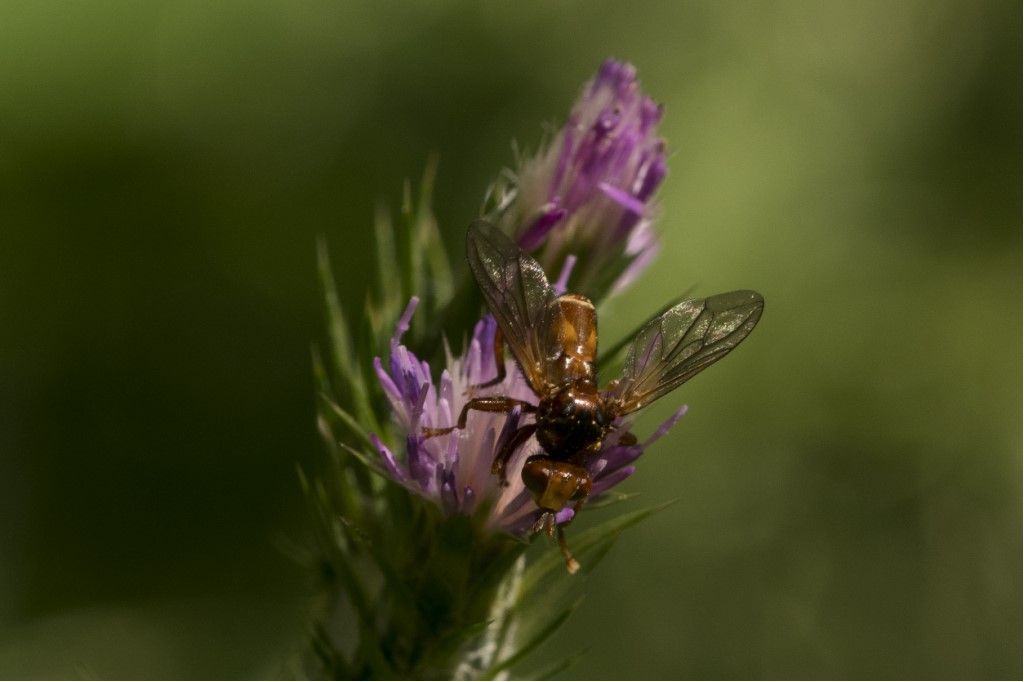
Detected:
[{"left": 1, "top": 0, "right": 1019, "bottom": 678}]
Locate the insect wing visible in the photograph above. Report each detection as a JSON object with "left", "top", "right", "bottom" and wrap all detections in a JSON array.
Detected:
[
  {"left": 608, "top": 290, "right": 764, "bottom": 414},
  {"left": 465, "top": 219, "right": 556, "bottom": 393}
]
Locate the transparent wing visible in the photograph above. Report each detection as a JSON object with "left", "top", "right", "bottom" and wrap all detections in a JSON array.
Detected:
[
  {"left": 465, "top": 219, "right": 556, "bottom": 393},
  {"left": 607, "top": 290, "right": 764, "bottom": 415}
]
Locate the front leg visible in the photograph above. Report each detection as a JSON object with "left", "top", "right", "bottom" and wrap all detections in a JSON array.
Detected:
[
  {"left": 491, "top": 423, "right": 537, "bottom": 486},
  {"left": 422, "top": 395, "right": 536, "bottom": 437}
]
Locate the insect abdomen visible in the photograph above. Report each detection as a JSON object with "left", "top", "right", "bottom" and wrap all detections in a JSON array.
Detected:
[{"left": 548, "top": 294, "right": 597, "bottom": 382}]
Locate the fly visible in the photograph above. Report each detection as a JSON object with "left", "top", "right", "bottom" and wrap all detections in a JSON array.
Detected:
[{"left": 425, "top": 219, "right": 764, "bottom": 572}]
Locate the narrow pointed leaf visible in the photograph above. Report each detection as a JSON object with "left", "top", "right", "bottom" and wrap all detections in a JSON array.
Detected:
[
  {"left": 319, "top": 394, "right": 373, "bottom": 447},
  {"left": 484, "top": 597, "right": 584, "bottom": 677},
  {"left": 582, "top": 490, "right": 641, "bottom": 510},
  {"left": 373, "top": 208, "right": 399, "bottom": 304}
]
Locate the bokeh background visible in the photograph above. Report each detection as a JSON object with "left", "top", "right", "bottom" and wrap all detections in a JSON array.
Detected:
[{"left": 1, "top": 1, "right": 1019, "bottom": 678}]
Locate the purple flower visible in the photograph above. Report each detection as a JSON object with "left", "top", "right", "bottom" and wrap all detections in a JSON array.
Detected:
[
  {"left": 371, "top": 297, "right": 686, "bottom": 536},
  {"left": 500, "top": 59, "right": 667, "bottom": 297}
]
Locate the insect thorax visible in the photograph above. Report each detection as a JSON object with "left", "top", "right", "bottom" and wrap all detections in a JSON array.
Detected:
[{"left": 535, "top": 381, "right": 610, "bottom": 462}]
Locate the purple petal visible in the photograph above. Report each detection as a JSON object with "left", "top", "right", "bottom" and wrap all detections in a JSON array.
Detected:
[
  {"left": 461, "top": 486, "right": 476, "bottom": 513},
  {"left": 391, "top": 296, "right": 419, "bottom": 348},
  {"left": 439, "top": 467, "right": 458, "bottom": 513},
  {"left": 593, "top": 444, "right": 644, "bottom": 476},
  {"left": 406, "top": 433, "right": 434, "bottom": 491},
  {"left": 553, "top": 254, "right": 577, "bottom": 296},
  {"left": 611, "top": 225, "right": 661, "bottom": 294},
  {"left": 494, "top": 406, "right": 523, "bottom": 457},
  {"left": 554, "top": 507, "right": 575, "bottom": 525},
  {"left": 639, "top": 98, "right": 663, "bottom": 131},
  {"left": 370, "top": 433, "right": 406, "bottom": 481},
  {"left": 511, "top": 59, "right": 667, "bottom": 298},
  {"left": 598, "top": 181, "right": 646, "bottom": 217},
  {"left": 519, "top": 203, "right": 567, "bottom": 250},
  {"left": 642, "top": 404, "right": 688, "bottom": 448},
  {"left": 595, "top": 107, "right": 621, "bottom": 135},
  {"left": 593, "top": 59, "right": 636, "bottom": 95},
  {"left": 438, "top": 370, "right": 453, "bottom": 418},
  {"left": 409, "top": 382, "right": 430, "bottom": 430},
  {"left": 501, "top": 487, "right": 535, "bottom": 520},
  {"left": 468, "top": 316, "right": 498, "bottom": 383},
  {"left": 391, "top": 346, "right": 422, "bottom": 405},
  {"left": 550, "top": 120, "right": 577, "bottom": 196},
  {"left": 634, "top": 150, "right": 667, "bottom": 202},
  {"left": 590, "top": 466, "right": 636, "bottom": 496},
  {"left": 373, "top": 356, "right": 403, "bottom": 403}
]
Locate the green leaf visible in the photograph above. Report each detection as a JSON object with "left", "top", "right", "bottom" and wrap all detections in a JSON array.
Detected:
[
  {"left": 421, "top": 618, "right": 493, "bottom": 668},
  {"left": 337, "top": 442, "right": 396, "bottom": 482},
  {"left": 316, "top": 235, "right": 356, "bottom": 380},
  {"left": 348, "top": 523, "right": 419, "bottom": 609},
  {"left": 318, "top": 393, "right": 373, "bottom": 448},
  {"left": 309, "top": 621, "right": 352, "bottom": 679},
  {"left": 372, "top": 207, "right": 402, "bottom": 326},
  {"left": 480, "top": 167, "right": 517, "bottom": 219},
  {"left": 460, "top": 551, "right": 526, "bottom": 677},
  {"left": 316, "top": 237, "right": 378, "bottom": 430},
  {"left": 398, "top": 180, "right": 423, "bottom": 309},
  {"left": 483, "top": 597, "right": 583, "bottom": 677},
  {"left": 313, "top": 419, "right": 365, "bottom": 521},
  {"left": 413, "top": 155, "right": 438, "bottom": 229},
  {"left": 420, "top": 214, "right": 453, "bottom": 312},
  {"left": 582, "top": 490, "right": 641, "bottom": 510},
  {"left": 414, "top": 159, "right": 454, "bottom": 315},
  {"left": 311, "top": 344, "right": 333, "bottom": 400}
]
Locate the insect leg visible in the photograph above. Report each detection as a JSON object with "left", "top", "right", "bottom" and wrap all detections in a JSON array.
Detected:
[
  {"left": 472, "top": 329, "right": 507, "bottom": 390},
  {"left": 490, "top": 423, "right": 537, "bottom": 486},
  {"left": 421, "top": 396, "right": 536, "bottom": 438},
  {"left": 556, "top": 524, "right": 581, "bottom": 575},
  {"left": 554, "top": 478, "right": 591, "bottom": 575},
  {"left": 528, "top": 510, "right": 581, "bottom": 574},
  {"left": 530, "top": 510, "right": 553, "bottom": 535}
]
